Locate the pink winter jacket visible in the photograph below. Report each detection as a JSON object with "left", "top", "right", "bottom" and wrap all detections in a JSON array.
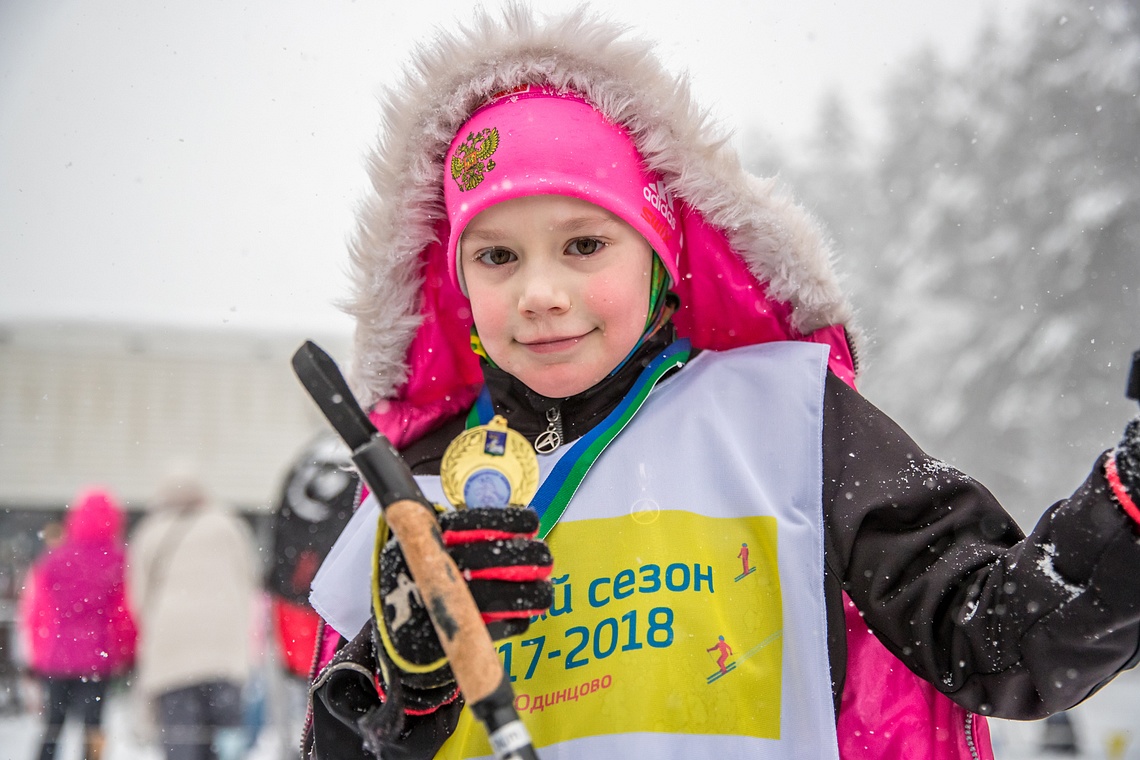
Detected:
[{"left": 20, "top": 489, "right": 137, "bottom": 678}]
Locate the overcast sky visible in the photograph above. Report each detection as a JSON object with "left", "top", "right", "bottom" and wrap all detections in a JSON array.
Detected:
[{"left": 0, "top": 0, "right": 1032, "bottom": 336}]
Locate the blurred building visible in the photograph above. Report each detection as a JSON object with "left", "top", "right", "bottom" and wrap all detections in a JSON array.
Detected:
[{"left": 0, "top": 320, "right": 350, "bottom": 510}]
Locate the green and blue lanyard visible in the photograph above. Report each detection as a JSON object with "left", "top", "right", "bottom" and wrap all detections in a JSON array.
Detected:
[{"left": 466, "top": 337, "right": 691, "bottom": 539}]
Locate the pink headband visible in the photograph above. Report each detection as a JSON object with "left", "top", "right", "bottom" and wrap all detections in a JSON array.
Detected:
[{"left": 444, "top": 86, "right": 682, "bottom": 293}]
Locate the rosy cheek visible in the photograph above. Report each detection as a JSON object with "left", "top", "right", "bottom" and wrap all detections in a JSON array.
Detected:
[
  {"left": 469, "top": 298, "right": 506, "bottom": 346},
  {"left": 585, "top": 277, "right": 649, "bottom": 329},
  {"left": 582, "top": 276, "right": 625, "bottom": 307}
]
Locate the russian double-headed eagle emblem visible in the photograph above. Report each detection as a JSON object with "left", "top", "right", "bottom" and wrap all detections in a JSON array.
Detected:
[{"left": 451, "top": 127, "right": 500, "bottom": 191}]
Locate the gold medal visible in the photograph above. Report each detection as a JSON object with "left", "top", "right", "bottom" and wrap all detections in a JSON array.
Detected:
[{"left": 440, "top": 415, "right": 539, "bottom": 509}]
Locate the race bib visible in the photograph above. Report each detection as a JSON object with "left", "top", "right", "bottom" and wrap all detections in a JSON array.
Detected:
[{"left": 440, "top": 510, "right": 783, "bottom": 756}]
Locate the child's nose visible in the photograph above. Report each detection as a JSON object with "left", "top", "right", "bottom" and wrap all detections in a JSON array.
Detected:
[{"left": 517, "top": 262, "right": 571, "bottom": 316}]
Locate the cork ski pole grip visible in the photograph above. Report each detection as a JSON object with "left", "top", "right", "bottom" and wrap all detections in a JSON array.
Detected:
[
  {"left": 353, "top": 444, "right": 538, "bottom": 759},
  {"left": 382, "top": 497, "right": 504, "bottom": 703}
]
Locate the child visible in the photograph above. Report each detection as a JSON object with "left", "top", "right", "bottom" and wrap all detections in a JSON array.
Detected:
[{"left": 305, "top": 7, "right": 1140, "bottom": 760}]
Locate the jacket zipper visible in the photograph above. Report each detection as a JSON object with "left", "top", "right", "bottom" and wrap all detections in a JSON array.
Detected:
[
  {"left": 964, "top": 712, "right": 980, "bottom": 760},
  {"left": 535, "top": 405, "right": 563, "bottom": 453}
]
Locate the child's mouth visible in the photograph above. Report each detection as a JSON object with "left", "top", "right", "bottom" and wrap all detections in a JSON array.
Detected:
[{"left": 519, "top": 333, "right": 587, "bottom": 354}]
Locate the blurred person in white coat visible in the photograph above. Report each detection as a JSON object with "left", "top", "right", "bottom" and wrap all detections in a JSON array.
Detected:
[{"left": 128, "top": 471, "right": 258, "bottom": 760}]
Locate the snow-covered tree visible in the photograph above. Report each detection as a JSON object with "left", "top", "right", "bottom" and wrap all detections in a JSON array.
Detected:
[
  {"left": 748, "top": 0, "right": 1140, "bottom": 524},
  {"left": 855, "top": 0, "right": 1140, "bottom": 523}
]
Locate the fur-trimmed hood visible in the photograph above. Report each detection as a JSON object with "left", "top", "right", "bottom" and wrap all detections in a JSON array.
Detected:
[{"left": 344, "top": 3, "right": 856, "bottom": 433}]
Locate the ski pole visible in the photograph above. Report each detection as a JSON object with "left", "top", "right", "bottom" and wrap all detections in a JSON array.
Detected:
[{"left": 291, "top": 341, "right": 539, "bottom": 760}]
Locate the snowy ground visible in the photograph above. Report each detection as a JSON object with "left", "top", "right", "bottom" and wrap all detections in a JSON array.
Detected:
[
  {"left": 0, "top": 666, "right": 309, "bottom": 760},
  {"left": 0, "top": 694, "right": 293, "bottom": 760},
  {"left": 2, "top": 666, "right": 1138, "bottom": 759}
]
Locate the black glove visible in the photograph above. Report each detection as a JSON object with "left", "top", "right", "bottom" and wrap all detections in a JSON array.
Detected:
[
  {"left": 1116, "top": 417, "right": 1140, "bottom": 498},
  {"left": 375, "top": 506, "right": 553, "bottom": 711}
]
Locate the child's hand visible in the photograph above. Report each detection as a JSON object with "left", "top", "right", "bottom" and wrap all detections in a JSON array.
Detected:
[{"left": 375, "top": 506, "right": 553, "bottom": 710}]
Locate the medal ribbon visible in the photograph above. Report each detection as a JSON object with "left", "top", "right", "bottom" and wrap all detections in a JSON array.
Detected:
[{"left": 468, "top": 339, "right": 691, "bottom": 538}]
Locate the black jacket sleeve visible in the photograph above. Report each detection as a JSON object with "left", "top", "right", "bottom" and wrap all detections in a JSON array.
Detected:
[{"left": 823, "top": 371, "right": 1140, "bottom": 719}]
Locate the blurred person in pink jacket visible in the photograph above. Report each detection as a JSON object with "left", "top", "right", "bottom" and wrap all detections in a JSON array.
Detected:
[{"left": 19, "top": 487, "right": 137, "bottom": 760}]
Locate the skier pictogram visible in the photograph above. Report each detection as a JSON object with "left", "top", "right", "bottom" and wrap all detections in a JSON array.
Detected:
[
  {"left": 734, "top": 542, "right": 757, "bottom": 582},
  {"left": 706, "top": 635, "right": 737, "bottom": 683}
]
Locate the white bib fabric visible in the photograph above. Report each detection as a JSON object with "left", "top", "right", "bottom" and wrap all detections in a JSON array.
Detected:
[{"left": 312, "top": 342, "right": 837, "bottom": 760}]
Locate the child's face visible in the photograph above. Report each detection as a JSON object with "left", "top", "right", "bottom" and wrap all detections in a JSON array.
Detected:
[{"left": 461, "top": 194, "right": 653, "bottom": 398}]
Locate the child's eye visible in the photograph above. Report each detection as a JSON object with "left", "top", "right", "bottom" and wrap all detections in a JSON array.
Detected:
[
  {"left": 475, "top": 247, "right": 517, "bottom": 266},
  {"left": 567, "top": 238, "right": 603, "bottom": 256}
]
